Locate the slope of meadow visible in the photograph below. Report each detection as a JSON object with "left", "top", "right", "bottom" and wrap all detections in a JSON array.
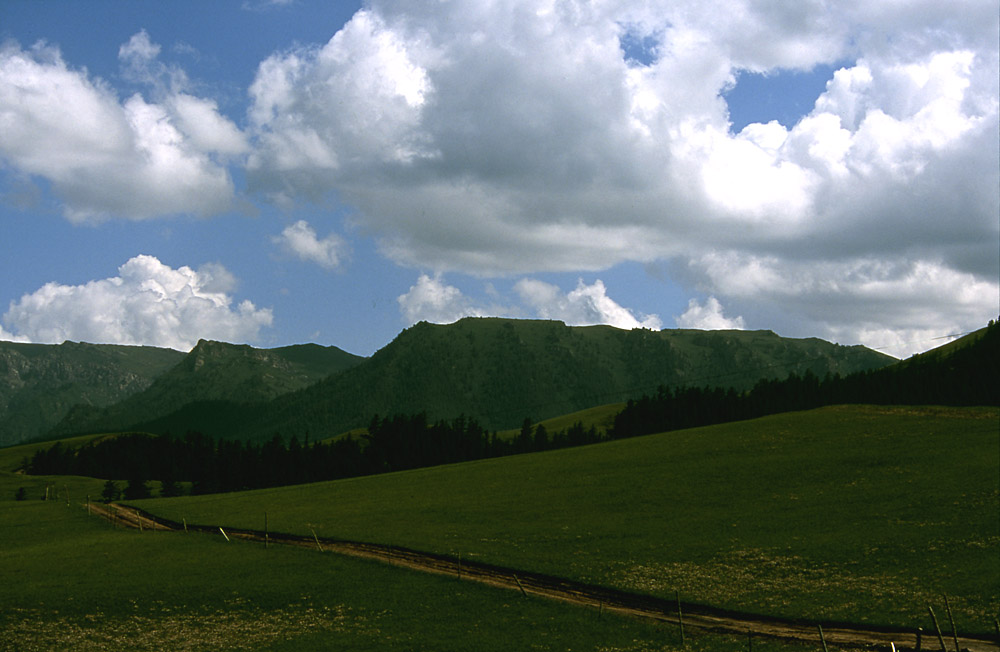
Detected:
[
  {"left": 136, "top": 405, "right": 1000, "bottom": 633},
  {"left": 2, "top": 474, "right": 803, "bottom": 652}
]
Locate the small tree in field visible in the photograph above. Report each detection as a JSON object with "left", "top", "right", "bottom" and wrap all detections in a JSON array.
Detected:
[{"left": 101, "top": 480, "right": 120, "bottom": 503}]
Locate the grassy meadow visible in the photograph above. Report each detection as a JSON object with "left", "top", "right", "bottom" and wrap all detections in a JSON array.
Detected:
[
  {"left": 496, "top": 402, "right": 625, "bottom": 439},
  {"left": 2, "top": 474, "right": 814, "bottom": 652},
  {"left": 134, "top": 405, "right": 1000, "bottom": 634}
]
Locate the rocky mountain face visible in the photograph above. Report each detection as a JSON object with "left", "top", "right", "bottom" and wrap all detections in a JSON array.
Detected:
[
  {"left": 0, "top": 341, "right": 184, "bottom": 446},
  {"left": 46, "top": 340, "right": 365, "bottom": 439}
]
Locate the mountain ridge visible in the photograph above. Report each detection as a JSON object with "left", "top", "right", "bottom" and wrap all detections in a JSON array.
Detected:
[
  {"left": 47, "top": 339, "right": 364, "bottom": 440},
  {"left": 120, "top": 318, "right": 895, "bottom": 443},
  {"left": 0, "top": 340, "right": 185, "bottom": 446},
  {"left": 1, "top": 319, "right": 900, "bottom": 446}
]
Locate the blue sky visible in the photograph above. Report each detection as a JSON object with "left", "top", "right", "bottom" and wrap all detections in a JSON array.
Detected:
[{"left": 1, "top": 0, "right": 997, "bottom": 357}]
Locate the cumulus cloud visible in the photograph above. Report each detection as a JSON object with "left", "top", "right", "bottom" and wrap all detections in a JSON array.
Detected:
[
  {"left": 685, "top": 253, "right": 995, "bottom": 357},
  {"left": 676, "top": 297, "right": 746, "bottom": 330},
  {"left": 246, "top": 0, "right": 997, "bottom": 351},
  {"left": 0, "top": 33, "right": 245, "bottom": 221},
  {"left": 514, "top": 279, "right": 662, "bottom": 330},
  {"left": 1, "top": 255, "right": 273, "bottom": 350},
  {"left": 272, "top": 220, "right": 347, "bottom": 270},
  {"left": 398, "top": 275, "right": 660, "bottom": 331},
  {"left": 397, "top": 274, "right": 486, "bottom": 325}
]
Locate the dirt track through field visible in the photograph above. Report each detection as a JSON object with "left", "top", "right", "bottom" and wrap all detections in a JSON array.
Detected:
[{"left": 89, "top": 502, "right": 999, "bottom": 652}]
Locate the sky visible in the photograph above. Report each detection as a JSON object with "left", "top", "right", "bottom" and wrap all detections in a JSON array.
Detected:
[{"left": 0, "top": 0, "right": 997, "bottom": 358}]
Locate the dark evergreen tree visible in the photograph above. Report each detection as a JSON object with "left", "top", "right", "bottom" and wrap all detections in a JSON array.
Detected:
[
  {"left": 101, "top": 479, "right": 119, "bottom": 503},
  {"left": 159, "top": 479, "right": 182, "bottom": 498},
  {"left": 123, "top": 478, "right": 151, "bottom": 500},
  {"left": 533, "top": 423, "right": 549, "bottom": 450}
]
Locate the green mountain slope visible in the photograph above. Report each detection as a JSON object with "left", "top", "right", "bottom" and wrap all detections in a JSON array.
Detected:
[
  {"left": 134, "top": 318, "right": 894, "bottom": 442},
  {"left": 0, "top": 341, "right": 185, "bottom": 446},
  {"left": 48, "top": 340, "right": 364, "bottom": 438}
]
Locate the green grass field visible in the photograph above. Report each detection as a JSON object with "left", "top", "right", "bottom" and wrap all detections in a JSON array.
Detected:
[
  {"left": 496, "top": 402, "right": 625, "bottom": 439},
  {"left": 133, "top": 405, "right": 1000, "bottom": 634},
  {"left": 2, "top": 474, "right": 817, "bottom": 652},
  {"left": 0, "top": 432, "right": 117, "bottom": 473}
]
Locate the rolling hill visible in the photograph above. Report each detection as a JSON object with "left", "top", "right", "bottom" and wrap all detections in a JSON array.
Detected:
[
  {"left": 124, "top": 318, "right": 894, "bottom": 442},
  {"left": 135, "top": 403, "right": 1000, "bottom": 633}
]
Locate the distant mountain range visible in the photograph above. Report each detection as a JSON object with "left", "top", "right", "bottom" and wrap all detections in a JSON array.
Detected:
[{"left": 1, "top": 318, "right": 896, "bottom": 446}]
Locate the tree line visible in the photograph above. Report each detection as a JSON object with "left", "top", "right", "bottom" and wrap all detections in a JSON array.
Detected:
[{"left": 25, "top": 413, "right": 604, "bottom": 497}]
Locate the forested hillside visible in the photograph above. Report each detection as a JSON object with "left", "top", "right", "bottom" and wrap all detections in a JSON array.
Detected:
[
  {"left": 612, "top": 321, "right": 1000, "bottom": 438},
  {"left": 0, "top": 341, "right": 184, "bottom": 446},
  {"left": 130, "top": 318, "right": 893, "bottom": 443},
  {"left": 48, "top": 340, "right": 363, "bottom": 439}
]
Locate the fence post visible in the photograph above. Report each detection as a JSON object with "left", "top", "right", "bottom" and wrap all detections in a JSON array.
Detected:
[
  {"left": 676, "top": 590, "right": 686, "bottom": 647},
  {"left": 927, "top": 605, "right": 946, "bottom": 651},
  {"left": 818, "top": 624, "right": 829, "bottom": 652},
  {"left": 943, "top": 595, "right": 959, "bottom": 652},
  {"left": 264, "top": 512, "right": 269, "bottom": 549},
  {"left": 916, "top": 626, "right": 923, "bottom": 652},
  {"left": 513, "top": 574, "right": 528, "bottom": 597}
]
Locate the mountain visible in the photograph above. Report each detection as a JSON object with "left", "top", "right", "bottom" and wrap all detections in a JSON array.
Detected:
[
  {"left": 128, "top": 318, "right": 895, "bottom": 443},
  {"left": 0, "top": 341, "right": 185, "bottom": 446},
  {"left": 47, "top": 340, "right": 365, "bottom": 439}
]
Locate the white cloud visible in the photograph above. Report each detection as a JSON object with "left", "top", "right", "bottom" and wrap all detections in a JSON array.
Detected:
[
  {"left": 169, "top": 94, "right": 250, "bottom": 156},
  {"left": 397, "top": 274, "right": 485, "bottom": 325},
  {"left": 515, "top": 279, "right": 662, "bottom": 330},
  {"left": 686, "top": 253, "right": 997, "bottom": 357},
  {"left": 273, "top": 220, "right": 347, "bottom": 270},
  {"left": 3, "top": 4, "right": 995, "bottom": 355},
  {"left": 398, "top": 275, "right": 660, "bottom": 331},
  {"left": 1, "top": 255, "right": 273, "bottom": 351},
  {"left": 0, "top": 35, "right": 244, "bottom": 221},
  {"left": 0, "top": 325, "right": 29, "bottom": 343},
  {"left": 247, "top": 8, "right": 434, "bottom": 206},
  {"left": 246, "top": 0, "right": 997, "bottom": 352},
  {"left": 675, "top": 297, "right": 746, "bottom": 330}
]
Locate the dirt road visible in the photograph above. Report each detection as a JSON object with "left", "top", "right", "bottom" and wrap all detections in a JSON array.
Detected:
[{"left": 88, "top": 502, "right": 999, "bottom": 652}]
